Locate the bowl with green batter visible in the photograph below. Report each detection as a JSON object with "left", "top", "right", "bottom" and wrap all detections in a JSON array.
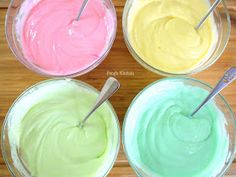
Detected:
[
  {"left": 2, "top": 79, "right": 120, "bottom": 177},
  {"left": 123, "top": 77, "right": 236, "bottom": 177}
]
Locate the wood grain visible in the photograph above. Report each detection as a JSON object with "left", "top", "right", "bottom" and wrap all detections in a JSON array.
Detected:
[{"left": 0, "top": 0, "right": 236, "bottom": 176}]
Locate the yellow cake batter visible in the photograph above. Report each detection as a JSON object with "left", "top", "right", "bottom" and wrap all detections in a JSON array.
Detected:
[{"left": 127, "top": 0, "right": 218, "bottom": 73}]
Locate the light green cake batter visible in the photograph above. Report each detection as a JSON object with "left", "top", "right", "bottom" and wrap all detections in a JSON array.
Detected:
[
  {"left": 17, "top": 80, "right": 118, "bottom": 177},
  {"left": 125, "top": 80, "right": 229, "bottom": 177}
]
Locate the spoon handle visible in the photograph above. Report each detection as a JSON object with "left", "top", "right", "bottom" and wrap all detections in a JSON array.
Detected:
[
  {"left": 80, "top": 77, "right": 120, "bottom": 127},
  {"left": 195, "top": 0, "right": 222, "bottom": 30},
  {"left": 191, "top": 67, "right": 236, "bottom": 116},
  {"left": 76, "top": 0, "right": 89, "bottom": 21}
]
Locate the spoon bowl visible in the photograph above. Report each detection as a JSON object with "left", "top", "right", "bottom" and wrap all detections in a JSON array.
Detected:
[
  {"left": 2, "top": 79, "right": 120, "bottom": 177},
  {"left": 123, "top": 77, "right": 236, "bottom": 177}
]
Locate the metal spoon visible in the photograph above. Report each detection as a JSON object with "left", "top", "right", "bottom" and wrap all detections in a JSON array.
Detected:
[
  {"left": 191, "top": 67, "right": 236, "bottom": 117},
  {"left": 76, "top": 0, "right": 89, "bottom": 21},
  {"left": 79, "top": 77, "right": 120, "bottom": 128},
  {"left": 195, "top": 0, "right": 222, "bottom": 30}
]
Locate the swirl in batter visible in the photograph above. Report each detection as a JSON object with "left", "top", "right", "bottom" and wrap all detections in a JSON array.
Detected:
[
  {"left": 125, "top": 80, "right": 229, "bottom": 177},
  {"left": 16, "top": 80, "right": 119, "bottom": 177},
  {"left": 18, "top": 0, "right": 115, "bottom": 75},
  {"left": 127, "top": 0, "right": 218, "bottom": 73}
]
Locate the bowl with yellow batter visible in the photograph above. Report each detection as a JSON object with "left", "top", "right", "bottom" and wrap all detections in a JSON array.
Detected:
[
  {"left": 1, "top": 79, "right": 120, "bottom": 177},
  {"left": 123, "top": 77, "right": 236, "bottom": 177},
  {"left": 123, "top": 0, "right": 231, "bottom": 76}
]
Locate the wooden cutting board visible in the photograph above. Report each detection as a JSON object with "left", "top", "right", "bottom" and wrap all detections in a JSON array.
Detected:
[{"left": 0, "top": 0, "right": 236, "bottom": 176}]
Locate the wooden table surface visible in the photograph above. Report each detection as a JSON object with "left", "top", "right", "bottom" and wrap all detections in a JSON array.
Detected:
[{"left": 0, "top": 0, "right": 236, "bottom": 176}]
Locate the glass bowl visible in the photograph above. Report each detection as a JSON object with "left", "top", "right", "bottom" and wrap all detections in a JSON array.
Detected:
[
  {"left": 5, "top": 0, "right": 117, "bottom": 78},
  {"left": 1, "top": 79, "right": 120, "bottom": 177},
  {"left": 122, "top": 0, "right": 231, "bottom": 76},
  {"left": 123, "top": 77, "right": 236, "bottom": 177}
]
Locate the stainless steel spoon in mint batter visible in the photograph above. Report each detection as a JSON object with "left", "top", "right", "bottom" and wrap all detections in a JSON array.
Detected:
[{"left": 191, "top": 67, "right": 236, "bottom": 116}]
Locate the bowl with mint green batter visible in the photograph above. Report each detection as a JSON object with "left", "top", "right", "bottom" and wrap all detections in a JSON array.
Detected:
[
  {"left": 123, "top": 77, "right": 236, "bottom": 177},
  {"left": 2, "top": 79, "right": 120, "bottom": 177}
]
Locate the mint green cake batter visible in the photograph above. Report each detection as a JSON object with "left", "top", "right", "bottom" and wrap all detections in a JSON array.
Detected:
[
  {"left": 16, "top": 80, "right": 119, "bottom": 177},
  {"left": 124, "top": 79, "right": 229, "bottom": 177}
]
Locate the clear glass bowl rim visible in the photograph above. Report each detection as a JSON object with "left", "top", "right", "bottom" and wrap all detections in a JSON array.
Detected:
[
  {"left": 1, "top": 78, "right": 121, "bottom": 177},
  {"left": 122, "top": 0, "right": 231, "bottom": 76},
  {"left": 5, "top": 0, "right": 118, "bottom": 78},
  {"left": 122, "top": 77, "right": 236, "bottom": 177}
]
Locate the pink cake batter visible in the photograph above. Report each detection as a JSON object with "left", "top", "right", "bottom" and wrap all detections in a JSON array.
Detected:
[{"left": 19, "top": 0, "right": 115, "bottom": 76}]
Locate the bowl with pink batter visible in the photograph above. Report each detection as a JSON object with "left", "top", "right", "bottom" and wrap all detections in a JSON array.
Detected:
[{"left": 6, "top": 0, "right": 117, "bottom": 77}]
